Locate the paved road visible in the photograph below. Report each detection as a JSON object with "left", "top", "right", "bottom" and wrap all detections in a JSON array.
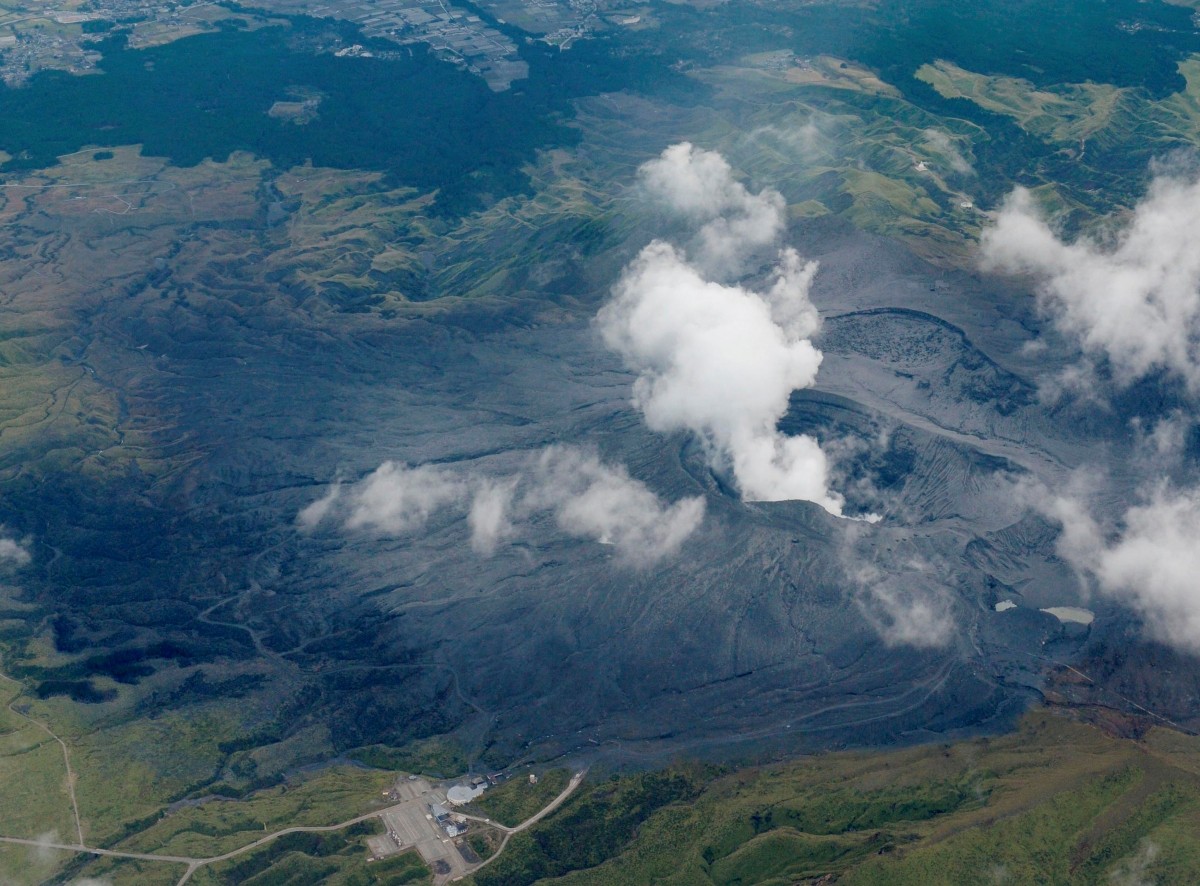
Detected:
[
  {"left": 175, "top": 804, "right": 413, "bottom": 884},
  {"left": 0, "top": 834, "right": 195, "bottom": 864},
  {"left": 0, "top": 801, "right": 427, "bottom": 882},
  {"left": 0, "top": 764, "right": 588, "bottom": 885},
  {"left": 459, "top": 770, "right": 586, "bottom": 836},
  {"left": 454, "top": 770, "right": 587, "bottom": 881}
]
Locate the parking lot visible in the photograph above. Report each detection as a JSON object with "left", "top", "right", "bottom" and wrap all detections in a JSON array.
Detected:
[{"left": 370, "top": 777, "right": 472, "bottom": 882}]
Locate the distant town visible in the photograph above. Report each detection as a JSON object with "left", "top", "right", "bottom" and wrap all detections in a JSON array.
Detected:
[
  {"left": 0, "top": 0, "right": 642, "bottom": 90},
  {"left": 0, "top": 0, "right": 240, "bottom": 84},
  {"left": 310, "top": 0, "right": 526, "bottom": 90}
]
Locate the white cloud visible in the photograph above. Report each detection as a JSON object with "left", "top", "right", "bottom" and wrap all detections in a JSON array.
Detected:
[
  {"left": 342, "top": 462, "right": 465, "bottom": 534},
  {"left": 1130, "top": 411, "right": 1189, "bottom": 471},
  {"left": 638, "top": 141, "right": 786, "bottom": 278},
  {"left": 298, "top": 447, "right": 703, "bottom": 566},
  {"left": 1040, "top": 482, "right": 1200, "bottom": 652},
  {"left": 30, "top": 831, "right": 60, "bottom": 865},
  {"left": 747, "top": 119, "right": 825, "bottom": 159},
  {"left": 981, "top": 172, "right": 1200, "bottom": 389},
  {"left": 599, "top": 211, "right": 849, "bottom": 515},
  {"left": 468, "top": 478, "right": 516, "bottom": 556},
  {"left": 922, "top": 129, "right": 973, "bottom": 175},
  {"left": 0, "top": 534, "right": 30, "bottom": 567},
  {"left": 1145, "top": 414, "right": 1187, "bottom": 459},
  {"left": 850, "top": 560, "right": 956, "bottom": 649},
  {"left": 1107, "top": 841, "right": 1159, "bottom": 886},
  {"left": 528, "top": 447, "right": 705, "bottom": 566},
  {"left": 296, "top": 482, "right": 341, "bottom": 531}
]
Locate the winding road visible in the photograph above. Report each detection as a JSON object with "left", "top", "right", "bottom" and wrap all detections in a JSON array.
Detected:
[
  {"left": 0, "top": 688, "right": 586, "bottom": 886},
  {"left": 453, "top": 770, "right": 587, "bottom": 881}
]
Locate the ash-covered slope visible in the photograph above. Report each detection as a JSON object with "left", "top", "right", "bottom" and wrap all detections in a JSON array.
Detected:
[
  {"left": 5, "top": 120, "right": 1190, "bottom": 820},
  {"left": 180, "top": 220, "right": 1115, "bottom": 765}
]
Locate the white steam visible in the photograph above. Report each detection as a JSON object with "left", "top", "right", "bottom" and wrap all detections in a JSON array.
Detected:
[
  {"left": 603, "top": 142, "right": 863, "bottom": 517},
  {"left": 982, "top": 171, "right": 1200, "bottom": 389},
  {"left": 31, "top": 831, "right": 61, "bottom": 865},
  {"left": 638, "top": 141, "right": 786, "bottom": 278},
  {"left": 299, "top": 446, "right": 704, "bottom": 566},
  {"left": 747, "top": 120, "right": 826, "bottom": 161}
]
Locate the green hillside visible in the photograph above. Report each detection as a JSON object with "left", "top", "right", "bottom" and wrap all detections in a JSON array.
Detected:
[{"left": 470, "top": 711, "right": 1200, "bottom": 885}]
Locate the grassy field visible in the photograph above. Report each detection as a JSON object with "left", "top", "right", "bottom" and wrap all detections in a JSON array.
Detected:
[
  {"left": 470, "top": 769, "right": 706, "bottom": 886},
  {"left": 349, "top": 736, "right": 468, "bottom": 779},
  {"left": 468, "top": 825, "right": 505, "bottom": 862},
  {"left": 916, "top": 52, "right": 1200, "bottom": 159},
  {"left": 0, "top": 680, "right": 75, "bottom": 840},
  {"left": 916, "top": 60, "right": 1126, "bottom": 145},
  {"left": 109, "top": 766, "right": 396, "bottom": 858},
  {"left": 187, "top": 825, "right": 431, "bottom": 886},
  {"left": 0, "top": 842, "right": 76, "bottom": 886},
  {"left": 62, "top": 856, "right": 188, "bottom": 885},
  {"left": 64, "top": 823, "right": 432, "bottom": 885},
  {"left": 469, "top": 769, "right": 571, "bottom": 828},
  {"left": 465, "top": 711, "right": 1200, "bottom": 886}
]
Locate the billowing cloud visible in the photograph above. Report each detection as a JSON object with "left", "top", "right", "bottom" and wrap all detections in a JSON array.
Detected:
[
  {"left": 299, "top": 447, "right": 703, "bottom": 566},
  {"left": 988, "top": 170, "right": 1200, "bottom": 649},
  {"left": 343, "top": 462, "right": 465, "bottom": 534},
  {"left": 0, "top": 533, "right": 31, "bottom": 567},
  {"left": 603, "top": 143, "right": 861, "bottom": 517},
  {"left": 601, "top": 241, "right": 836, "bottom": 510},
  {"left": 638, "top": 141, "right": 786, "bottom": 278},
  {"left": 981, "top": 172, "right": 1200, "bottom": 389},
  {"left": 1134, "top": 411, "right": 1187, "bottom": 462},
  {"left": 528, "top": 447, "right": 705, "bottom": 566},
  {"left": 1040, "top": 483, "right": 1200, "bottom": 652}
]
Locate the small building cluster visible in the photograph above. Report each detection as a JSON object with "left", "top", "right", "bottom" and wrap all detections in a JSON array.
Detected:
[
  {"left": 445, "top": 774, "right": 488, "bottom": 805},
  {"left": 430, "top": 802, "right": 469, "bottom": 837}
]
